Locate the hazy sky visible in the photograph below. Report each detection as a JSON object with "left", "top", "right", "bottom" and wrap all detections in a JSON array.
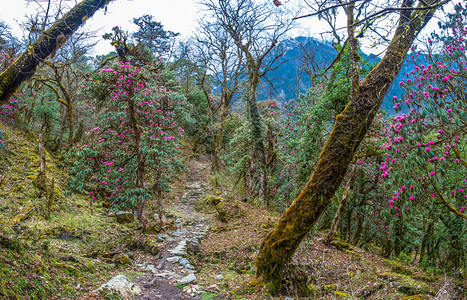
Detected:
[
  {"left": 0, "top": 0, "right": 200, "bottom": 55},
  {"left": 0, "top": 0, "right": 447, "bottom": 56}
]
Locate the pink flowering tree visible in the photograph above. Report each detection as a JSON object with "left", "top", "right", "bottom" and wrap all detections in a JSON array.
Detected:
[
  {"left": 384, "top": 2, "right": 467, "bottom": 221},
  {"left": 64, "top": 61, "right": 188, "bottom": 231},
  {"left": 374, "top": 3, "right": 467, "bottom": 269}
]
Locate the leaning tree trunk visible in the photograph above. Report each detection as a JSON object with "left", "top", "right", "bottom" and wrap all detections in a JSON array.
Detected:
[
  {"left": 0, "top": 0, "right": 110, "bottom": 103},
  {"left": 255, "top": 1, "right": 442, "bottom": 294}
]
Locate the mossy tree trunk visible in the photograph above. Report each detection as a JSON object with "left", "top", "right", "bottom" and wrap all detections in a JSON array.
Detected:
[
  {"left": 211, "top": 93, "right": 233, "bottom": 172},
  {"left": 324, "top": 175, "right": 352, "bottom": 246},
  {"left": 0, "top": 0, "right": 110, "bottom": 104},
  {"left": 128, "top": 94, "right": 149, "bottom": 232},
  {"left": 256, "top": 1, "right": 443, "bottom": 293},
  {"left": 246, "top": 65, "right": 267, "bottom": 204},
  {"left": 393, "top": 215, "right": 404, "bottom": 257}
]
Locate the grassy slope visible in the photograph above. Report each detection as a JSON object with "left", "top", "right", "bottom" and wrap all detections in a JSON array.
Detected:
[{"left": 0, "top": 123, "right": 144, "bottom": 299}]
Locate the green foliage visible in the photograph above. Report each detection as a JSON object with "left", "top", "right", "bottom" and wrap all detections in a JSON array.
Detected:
[
  {"left": 64, "top": 61, "right": 188, "bottom": 211},
  {"left": 32, "top": 93, "right": 61, "bottom": 134},
  {"left": 132, "top": 14, "right": 179, "bottom": 58}
]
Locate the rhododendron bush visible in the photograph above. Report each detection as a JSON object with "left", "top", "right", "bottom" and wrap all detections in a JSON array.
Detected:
[
  {"left": 384, "top": 2, "right": 467, "bottom": 220},
  {"left": 64, "top": 61, "right": 188, "bottom": 224}
]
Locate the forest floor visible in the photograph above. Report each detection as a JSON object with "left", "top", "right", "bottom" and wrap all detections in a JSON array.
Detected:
[{"left": 0, "top": 124, "right": 465, "bottom": 300}]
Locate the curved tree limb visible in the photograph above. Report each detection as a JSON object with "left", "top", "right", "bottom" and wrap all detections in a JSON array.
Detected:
[{"left": 0, "top": 0, "right": 110, "bottom": 103}]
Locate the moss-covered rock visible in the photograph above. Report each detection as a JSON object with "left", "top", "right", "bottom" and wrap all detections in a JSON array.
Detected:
[
  {"left": 330, "top": 237, "right": 353, "bottom": 251},
  {"left": 127, "top": 234, "right": 160, "bottom": 255},
  {"left": 215, "top": 201, "right": 228, "bottom": 222},
  {"left": 383, "top": 259, "right": 413, "bottom": 275},
  {"left": 114, "top": 211, "right": 134, "bottom": 224},
  {"left": 10, "top": 204, "right": 34, "bottom": 225},
  {"left": 54, "top": 262, "right": 81, "bottom": 277},
  {"left": 376, "top": 272, "right": 432, "bottom": 296},
  {"left": 335, "top": 290, "right": 350, "bottom": 298},
  {"left": 399, "top": 294, "right": 430, "bottom": 299}
]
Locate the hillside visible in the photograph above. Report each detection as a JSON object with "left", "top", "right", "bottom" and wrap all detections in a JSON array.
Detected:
[
  {"left": 0, "top": 123, "right": 463, "bottom": 300},
  {"left": 257, "top": 36, "right": 413, "bottom": 112}
]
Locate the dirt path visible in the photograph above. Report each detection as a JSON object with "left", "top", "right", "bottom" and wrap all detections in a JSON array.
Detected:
[{"left": 135, "top": 157, "right": 211, "bottom": 300}]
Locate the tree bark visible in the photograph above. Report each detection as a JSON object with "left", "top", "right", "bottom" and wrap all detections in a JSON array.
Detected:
[
  {"left": 247, "top": 69, "right": 267, "bottom": 204},
  {"left": 324, "top": 178, "right": 352, "bottom": 246},
  {"left": 211, "top": 104, "right": 229, "bottom": 172},
  {"left": 0, "top": 0, "right": 110, "bottom": 103},
  {"left": 255, "top": 1, "right": 443, "bottom": 292},
  {"left": 128, "top": 95, "right": 149, "bottom": 231},
  {"left": 393, "top": 216, "right": 404, "bottom": 257}
]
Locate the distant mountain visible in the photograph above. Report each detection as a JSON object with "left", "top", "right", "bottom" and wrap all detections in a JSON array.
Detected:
[{"left": 257, "top": 36, "right": 414, "bottom": 112}]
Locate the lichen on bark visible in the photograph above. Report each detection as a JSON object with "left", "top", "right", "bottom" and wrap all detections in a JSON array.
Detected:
[{"left": 0, "top": 0, "right": 109, "bottom": 104}]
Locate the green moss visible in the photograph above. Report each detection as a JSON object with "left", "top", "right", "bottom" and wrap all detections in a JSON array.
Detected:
[
  {"left": 0, "top": 227, "right": 22, "bottom": 252},
  {"left": 399, "top": 295, "right": 430, "bottom": 300},
  {"left": 384, "top": 259, "right": 413, "bottom": 275},
  {"left": 323, "top": 284, "right": 337, "bottom": 292},
  {"left": 54, "top": 262, "right": 82, "bottom": 277},
  {"left": 335, "top": 290, "right": 349, "bottom": 298},
  {"left": 331, "top": 237, "right": 353, "bottom": 251},
  {"left": 376, "top": 272, "right": 432, "bottom": 296},
  {"left": 111, "top": 254, "right": 130, "bottom": 265}
]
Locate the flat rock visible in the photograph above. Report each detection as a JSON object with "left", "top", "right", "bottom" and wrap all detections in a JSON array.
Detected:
[
  {"left": 114, "top": 211, "right": 134, "bottom": 224},
  {"left": 167, "top": 256, "right": 181, "bottom": 263},
  {"left": 156, "top": 234, "right": 168, "bottom": 241},
  {"left": 172, "top": 229, "right": 189, "bottom": 237},
  {"left": 168, "top": 240, "right": 187, "bottom": 255},
  {"left": 93, "top": 275, "right": 141, "bottom": 298},
  {"left": 215, "top": 275, "right": 224, "bottom": 280},
  {"left": 179, "top": 258, "right": 190, "bottom": 267},
  {"left": 153, "top": 271, "right": 177, "bottom": 278},
  {"left": 177, "top": 273, "right": 197, "bottom": 285}
]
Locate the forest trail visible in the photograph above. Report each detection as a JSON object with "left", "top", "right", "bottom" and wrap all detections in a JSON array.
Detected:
[{"left": 135, "top": 156, "right": 211, "bottom": 300}]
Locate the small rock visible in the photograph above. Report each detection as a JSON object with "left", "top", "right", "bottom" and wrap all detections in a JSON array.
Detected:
[
  {"left": 93, "top": 275, "right": 141, "bottom": 298},
  {"left": 183, "top": 284, "right": 202, "bottom": 295},
  {"left": 179, "top": 258, "right": 190, "bottom": 267},
  {"left": 153, "top": 271, "right": 176, "bottom": 278},
  {"left": 205, "top": 284, "right": 220, "bottom": 293},
  {"left": 156, "top": 234, "right": 168, "bottom": 242},
  {"left": 215, "top": 275, "right": 224, "bottom": 280},
  {"left": 189, "top": 241, "right": 201, "bottom": 253},
  {"left": 284, "top": 297, "right": 294, "bottom": 300},
  {"left": 146, "top": 264, "right": 156, "bottom": 273},
  {"left": 114, "top": 211, "right": 134, "bottom": 224},
  {"left": 167, "top": 256, "right": 181, "bottom": 263},
  {"left": 168, "top": 240, "right": 187, "bottom": 255},
  {"left": 172, "top": 228, "right": 189, "bottom": 237},
  {"left": 177, "top": 273, "right": 197, "bottom": 284}
]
